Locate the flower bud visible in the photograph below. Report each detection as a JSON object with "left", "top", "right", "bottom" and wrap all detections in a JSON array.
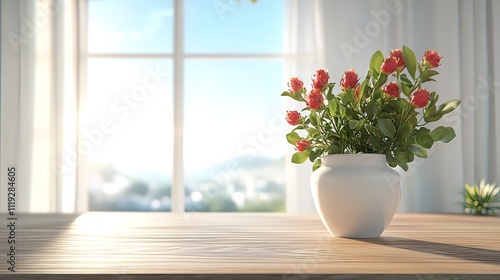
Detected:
[
  {"left": 410, "top": 89, "right": 430, "bottom": 108},
  {"left": 295, "top": 140, "right": 311, "bottom": 152},
  {"left": 340, "top": 69, "right": 359, "bottom": 91},
  {"left": 381, "top": 56, "right": 398, "bottom": 74},
  {"left": 313, "top": 69, "right": 330, "bottom": 89},
  {"left": 306, "top": 89, "right": 324, "bottom": 110},
  {"left": 390, "top": 49, "right": 406, "bottom": 71},
  {"left": 422, "top": 50, "right": 442, "bottom": 68},
  {"left": 286, "top": 110, "right": 301, "bottom": 126},
  {"left": 288, "top": 77, "right": 304, "bottom": 92},
  {"left": 383, "top": 82, "right": 400, "bottom": 98}
]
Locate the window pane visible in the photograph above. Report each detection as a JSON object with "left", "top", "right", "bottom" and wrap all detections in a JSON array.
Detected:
[
  {"left": 184, "top": 0, "right": 284, "bottom": 54},
  {"left": 88, "top": 0, "right": 173, "bottom": 54},
  {"left": 83, "top": 58, "right": 173, "bottom": 211},
  {"left": 184, "top": 59, "right": 286, "bottom": 212}
]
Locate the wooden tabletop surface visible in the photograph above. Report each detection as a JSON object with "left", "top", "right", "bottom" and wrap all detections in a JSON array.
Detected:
[{"left": 0, "top": 212, "right": 499, "bottom": 279}]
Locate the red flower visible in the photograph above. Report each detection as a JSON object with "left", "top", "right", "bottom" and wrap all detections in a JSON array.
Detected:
[
  {"left": 306, "top": 89, "right": 324, "bottom": 109},
  {"left": 295, "top": 140, "right": 311, "bottom": 152},
  {"left": 410, "top": 89, "right": 430, "bottom": 108},
  {"left": 381, "top": 56, "right": 398, "bottom": 74},
  {"left": 286, "top": 110, "right": 301, "bottom": 126},
  {"left": 340, "top": 69, "right": 359, "bottom": 91},
  {"left": 422, "top": 50, "right": 442, "bottom": 68},
  {"left": 288, "top": 77, "right": 304, "bottom": 92},
  {"left": 313, "top": 69, "right": 330, "bottom": 89},
  {"left": 390, "top": 49, "right": 406, "bottom": 71},
  {"left": 383, "top": 82, "right": 399, "bottom": 98}
]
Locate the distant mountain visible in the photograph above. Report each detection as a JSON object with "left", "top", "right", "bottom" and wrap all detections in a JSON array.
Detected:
[{"left": 185, "top": 155, "right": 285, "bottom": 183}]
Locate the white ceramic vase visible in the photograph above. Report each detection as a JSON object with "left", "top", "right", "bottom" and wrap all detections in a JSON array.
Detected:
[{"left": 311, "top": 154, "right": 402, "bottom": 238}]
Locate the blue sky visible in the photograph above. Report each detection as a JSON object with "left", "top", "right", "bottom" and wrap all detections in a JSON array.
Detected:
[{"left": 86, "top": 0, "right": 286, "bottom": 177}]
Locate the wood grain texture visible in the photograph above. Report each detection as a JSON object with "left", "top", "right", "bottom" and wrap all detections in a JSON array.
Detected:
[{"left": 0, "top": 213, "right": 499, "bottom": 278}]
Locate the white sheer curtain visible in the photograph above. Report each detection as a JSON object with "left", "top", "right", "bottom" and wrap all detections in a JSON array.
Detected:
[
  {"left": 0, "top": 0, "right": 79, "bottom": 213},
  {"left": 284, "top": 0, "right": 326, "bottom": 212},
  {"left": 286, "top": 0, "right": 500, "bottom": 213}
]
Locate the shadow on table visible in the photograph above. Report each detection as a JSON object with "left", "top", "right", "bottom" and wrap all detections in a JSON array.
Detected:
[{"left": 360, "top": 236, "right": 500, "bottom": 266}]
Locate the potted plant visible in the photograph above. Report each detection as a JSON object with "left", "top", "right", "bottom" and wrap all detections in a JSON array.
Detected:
[{"left": 282, "top": 46, "right": 461, "bottom": 238}]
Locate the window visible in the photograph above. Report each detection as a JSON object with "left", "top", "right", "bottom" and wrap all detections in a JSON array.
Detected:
[{"left": 82, "top": 0, "right": 286, "bottom": 212}]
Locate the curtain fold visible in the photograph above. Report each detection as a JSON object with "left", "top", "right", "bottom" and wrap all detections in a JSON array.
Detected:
[
  {"left": 284, "top": 0, "right": 326, "bottom": 212},
  {"left": 286, "top": 0, "right": 500, "bottom": 213},
  {"left": 0, "top": 0, "right": 78, "bottom": 213}
]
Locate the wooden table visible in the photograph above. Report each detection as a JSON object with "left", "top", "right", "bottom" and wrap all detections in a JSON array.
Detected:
[{"left": 0, "top": 213, "right": 499, "bottom": 279}]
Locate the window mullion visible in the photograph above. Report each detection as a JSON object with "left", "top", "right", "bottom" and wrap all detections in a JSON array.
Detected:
[{"left": 172, "top": 0, "right": 185, "bottom": 213}]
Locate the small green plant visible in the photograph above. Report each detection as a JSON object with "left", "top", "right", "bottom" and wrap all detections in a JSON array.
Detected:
[{"left": 464, "top": 180, "right": 500, "bottom": 216}]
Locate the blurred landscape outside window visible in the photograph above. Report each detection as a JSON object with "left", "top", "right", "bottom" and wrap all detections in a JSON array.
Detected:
[{"left": 84, "top": 0, "right": 286, "bottom": 212}]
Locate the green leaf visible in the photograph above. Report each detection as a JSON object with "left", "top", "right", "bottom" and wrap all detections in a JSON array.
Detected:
[
  {"left": 328, "top": 144, "right": 340, "bottom": 154},
  {"left": 369, "top": 134, "right": 381, "bottom": 150},
  {"left": 312, "top": 159, "right": 322, "bottom": 171},
  {"left": 341, "top": 91, "right": 355, "bottom": 105},
  {"left": 398, "top": 122, "right": 413, "bottom": 139},
  {"left": 286, "top": 131, "right": 301, "bottom": 145},
  {"left": 397, "top": 98, "right": 410, "bottom": 113},
  {"left": 417, "top": 63, "right": 424, "bottom": 75},
  {"left": 366, "top": 99, "right": 378, "bottom": 120},
  {"left": 404, "top": 147, "right": 415, "bottom": 162},
  {"left": 401, "top": 84, "right": 412, "bottom": 97},
  {"left": 385, "top": 152, "right": 398, "bottom": 168},
  {"left": 307, "top": 127, "right": 318, "bottom": 137},
  {"left": 349, "top": 119, "right": 365, "bottom": 131},
  {"left": 394, "top": 149, "right": 409, "bottom": 171},
  {"left": 329, "top": 97, "right": 339, "bottom": 116},
  {"left": 356, "top": 119, "right": 366, "bottom": 130},
  {"left": 370, "top": 50, "right": 384, "bottom": 78},
  {"left": 359, "top": 79, "right": 368, "bottom": 102},
  {"left": 309, "top": 149, "right": 322, "bottom": 162},
  {"left": 291, "top": 151, "right": 310, "bottom": 164},
  {"left": 349, "top": 120, "right": 359, "bottom": 130},
  {"left": 281, "top": 91, "right": 303, "bottom": 102},
  {"left": 426, "top": 92, "right": 439, "bottom": 109},
  {"left": 436, "top": 99, "right": 461, "bottom": 115},
  {"left": 380, "top": 140, "right": 393, "bottom": 151},
  {"left": 416, "top": 128, "right": 434, "bottom": 149},
  {"left": 420, "top": 69, "right": 439, "bottom": 83},
  {"left": 365, "top": 124, "right": 384, "bottom": 137},
  {"left": 310, "top": 110, "right": 319, "bottom": 126},
  {"left": 409, "top": 115, "right": 418, "bottom": 126},
  {"left": 423, "top": 105, "right": 437, "bottom": 122},
  {"left": 339, "top": 103, "right": 346, "bottom": 117},
  {"left": 372, "top": 87, "right": 383, "bottom": 100},
  {"left": 410, "top": 144, "right": 428, "bottom": 158},
  {"left": 395, "top": 149, "right": 409, "bottom": 162},
  {"left": 375, "top": 74, "right": 388, "bottom": 87},
  {"left": 378, "top": 119, "right": 396, "bottom": 139},
  {"left": 326, "top": 83, "right": 336, "bottom": 101},
  {"left": 402, "top": 45, "right": 417, "bottom": 80},
  {"left": 399, "top": 74, "right": 413, "bottom": 85},
  {"left": 430, "top": 126, "right": 456, "bottom": 143}
]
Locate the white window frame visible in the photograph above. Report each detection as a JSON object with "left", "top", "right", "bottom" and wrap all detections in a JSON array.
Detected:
[{"left": 78, "top": 0, "right": 301, "bottom": 213}]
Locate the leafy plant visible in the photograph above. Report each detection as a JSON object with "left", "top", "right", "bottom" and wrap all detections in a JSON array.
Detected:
[
  {"left": 282, "top": 46, "right": 461, "bottom": 171},
  {"left": 464, "top": 180, "right": 500, "bottom": 216}
]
